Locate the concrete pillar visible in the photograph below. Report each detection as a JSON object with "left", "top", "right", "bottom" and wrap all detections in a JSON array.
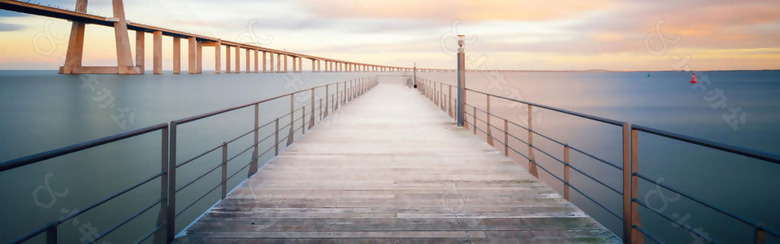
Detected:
[
  {"left": 283, "top": 54, "right": 288, "bottom": 72},
  {"left": 197, "top": 42, "right": 202, "bottom": 73},
  {"left": 298, "top": 57, "right": 303, "bottom": 72},
  {"left": 276, "top": 53, "right": 281, "bottom": 72},
  {"left": 173, "top": 37, "right": 180, "bottom": 74},
  {"left": 245, "top": 48, "right": 250, "bottom": 73},
  {"left": 317, "top": 60, "right": 321, "bottom": 72},
  {"left": 135, "top": 31, "right": 144, "bottom": 73},
  {"left": 254, "top": 49, "right": 259, "bottom": 73},
  {"left": 112, "top": 0, "right": 138, "bottom": 74},
  {"left": 226, "top": 45, "right": 231, "bottom": 73},
  {"left": 235, "top": 46, "right": 240, "bottom": 73},
  {"left": 153, "top": 31, "right": 162, "bottom": 74},
  {"left": 60, "top": 0, "right": 87, "bottom": 74},
  {"left": 188, "top": 37, "right": 197, "bottom": 74},
  {"left": 214, "top": 42, "right": 221, "bottom": 74},
  {"left": 269, "top": 52, "right": 274, "bottom": 72},
  {"left": 262, "top": 51, "right": 267, "bottom": 72},
  {"left": 311, "top": 59, "right": 315, "bottom": 72},
  {"left": 292, "top": 56, "right": 297, "bottom": 72}
]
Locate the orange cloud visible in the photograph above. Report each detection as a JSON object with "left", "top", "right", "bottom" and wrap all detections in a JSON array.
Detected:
[{"left": 297, "top": 0, "right": 613, "bottom": 21}]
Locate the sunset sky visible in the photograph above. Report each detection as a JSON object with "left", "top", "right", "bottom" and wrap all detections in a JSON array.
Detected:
[{"left": 0, "top": 0, "right": 778, "bottom": 71}]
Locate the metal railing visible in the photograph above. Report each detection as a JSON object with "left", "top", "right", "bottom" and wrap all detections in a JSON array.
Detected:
[
  {"left": 414, "top": 77, "right": 780, "bottom": 244},
  {"left": 0, "top": 76, "right": 378, "bottom": 243}
]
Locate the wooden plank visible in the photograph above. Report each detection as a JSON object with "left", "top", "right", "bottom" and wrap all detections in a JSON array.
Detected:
[{"left": 178, "top": 79, "right": 619, "bottom": 243}]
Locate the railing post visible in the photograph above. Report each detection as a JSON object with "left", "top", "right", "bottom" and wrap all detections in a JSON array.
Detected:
[
  {"left": 623, "top": 122, "right": 632, "bottom": 243},
  {"left": 155, "top": 126, "right": 169, "bottom": 243},
  {"left": 528, "top": 104, "right": 538, "bottom": 178},
  {"left": 46, "top": 225, "right": 57, "bottom": 244},
  {"left": 287, "top": 95, "right": 294, "bottom": 146},
  {"left": 629, "top": 125, "right": 643, "bottom": 243},
  {"left": 319, "top": 98, "right": 323, "bottom": 120},
  {"left": 504, "top": 119, "right": 508, "bottom": 156},
  {"left": 302, "top": 105, "right": 306, "bottom": 134},
  {"left": 473, "top": 107, "right": 477, "bottom": 135},
  {"left": 274, "top": 118, "right": 279, "bottom": 156},
  {"left": 756, "top": 226, "right": 766, "bottom": 244},
  {"left": 166, "top": 121, "right": 177, "bottom": 242},
  {"left": 486, "top": 95, "right": 494, "bottom": 146},
  {"left": 456, "top": 35, "right": 466, "bottom": 127},
  {"left": 249, "top": 103, "right": 259, "bottom": 175},
  {"left": 564, "top": 144, "right": 570, "bottom": 200},
  {"left": 221, "top": 142, "right": 227, "bottom": 199},
  {"left": 324, "top": 85, "right": 329, "bottom": 117},
  {"left": 449, "top": 85, "right": 453, "bottom": 118},
  {"left": 309, "top": 88, "right": 315, "bottom": 129}
]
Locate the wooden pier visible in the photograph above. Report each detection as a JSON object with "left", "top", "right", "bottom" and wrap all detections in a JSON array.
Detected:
[{"left": 177, "top": 77, "right": 619, "bottom": 243}]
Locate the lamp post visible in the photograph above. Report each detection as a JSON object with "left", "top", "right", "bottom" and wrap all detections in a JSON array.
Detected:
[{"left": 457, "top": 35, "right": 466, "bottom": 127}]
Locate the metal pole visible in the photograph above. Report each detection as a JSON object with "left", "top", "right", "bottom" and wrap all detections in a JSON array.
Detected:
[
  {"left": 221, "top": 142, "right": 227, "bottom": 199},
  {"left": 274, "top": 118, "right": 279, "bottom": 156},
  {"left": 564, "top": 144, "right": 570, "bottom": 200},
  {"left": 622, "top": 122, "right": 631, "bottom": 243},
  {"left": 487, "top": 95, "right": 493, "bottom": 146},
  {"left": 249, "top": 104, "right": 258, "bottom": 175},
  {"left": 324, "top": 85, "right": 329, "bottom": 117},
  {"left": 504, "top": 119, "right": 508, "bottom": 156},
  {"left": 473, "top": 107, "right": 477, "bottom": 135},
  {"left": 302, "top": 106, "right": 306, "bottom": 134},
  {"left": 287, "top": 95, "right": 294, "bottom": 146},
  {"left": 457, "top": 35, "right": 466, "bottom": 127},
  {"left": 156, "top": 127, "right": 169, "bottom": 243},
  {"left": 528, "top": 104, "right": 538, "bottom": 178},
  {"left": 309, "top": 88, "right": 315, "bottom": 129},
  {"left": 166, "top": 121, "right": 177, "bottom": 242},
  {"left": 630, "top": 126, "right": 642, "bottom": 243}
]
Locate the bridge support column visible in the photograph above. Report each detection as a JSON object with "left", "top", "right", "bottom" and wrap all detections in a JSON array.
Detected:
[
  {"left": 135, "top": 31, "right": 144, "bottom": 74},
  {"left": 254, "top": 50, "right": 259, "bottom": 73},
  {"left": 292, "top": 56, "right": 297, "bottom": 72},
  {"left": 197, "top": 42, "right": 203, "bottom": 74},
  {"left": 283, "top": 54, "right": 288, "bottom": 72},
  {"left": 173, "top": 37, "right": 180, "bottom": 74},
  {"left": 60, "top": 0, "right": 87, "bottom": 74},
  {"left": 226, "top": 45, "right": 231, "bottom": 73},
  {"left": 214, "top": 41, "right": 221, "bottom": 74},
  {"left": 276, "top": 53, "right": 281, "bottom": 72},
  {"left": 235, "top": 46, "right": 240, "bottom": 73},
  {"left": 246, "top": 48, "right": 250, "bottom": 73},
  {"left": 298, "top": 57, "right": 303, "bottom": 72},
  {"left": 153, "top": 31, "right": 162, "bottom": 74},
  {"left": 269, "top": 52, "right": 274, "bottom": 72},
  {"left": 188, "top": 37, "right": 197, "bottom": 74},
  {"left": 112, "top": 0, "right": 139, "bottom": 74},
  {"left": 262, "top": 51, "right": 267, "bottom": 73}
]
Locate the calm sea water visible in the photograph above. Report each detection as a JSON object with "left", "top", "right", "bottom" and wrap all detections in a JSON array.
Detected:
[{"left": 0, "top": 70, "right": 778, "bottom": 243}]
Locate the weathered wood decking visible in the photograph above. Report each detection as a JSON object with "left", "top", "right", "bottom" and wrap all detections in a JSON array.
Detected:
[{"left": 178, "top": 77, "right": 619, "bottom": 243}]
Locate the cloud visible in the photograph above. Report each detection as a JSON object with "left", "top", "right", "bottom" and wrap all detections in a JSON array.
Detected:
[
  {"left": 296, "top": 0, "right": 613, "bottom": 21},
  {"left": 0, "top": 23, "right": 24, "bottom": 32}
]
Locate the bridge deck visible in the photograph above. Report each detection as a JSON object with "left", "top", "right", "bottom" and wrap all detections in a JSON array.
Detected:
[{"left": 178, "top": 77, "right": 619, "bottom": 243}]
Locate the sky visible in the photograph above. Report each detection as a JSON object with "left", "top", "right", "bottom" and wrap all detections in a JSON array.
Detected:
[{"left": 0, "top": 0, "right": 779, "bottom": 71}]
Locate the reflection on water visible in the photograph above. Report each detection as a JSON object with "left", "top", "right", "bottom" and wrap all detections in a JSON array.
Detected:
[{"left": 0, "top": 70, "right": 778, "bottom": 243}]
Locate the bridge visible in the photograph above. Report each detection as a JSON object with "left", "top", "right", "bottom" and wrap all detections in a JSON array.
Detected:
[{"left": 0, "top": 0, "right": 451, "bottom": 75}]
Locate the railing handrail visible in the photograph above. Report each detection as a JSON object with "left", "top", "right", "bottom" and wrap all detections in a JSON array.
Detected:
[
  {"left": 416, "top": 77, "right": 780, "bottom": 243},
  {"left": 632, "top": 124, "right": 780, "bottom": 164},
  {"left": 464, "top": 87, "right": 624, "bottom": 126},
  {"left": 173, "top": 81, "right": 350, "bottom": 125},
  {"left": 0, "top": 122, "right": 168, "bottom": 172}
]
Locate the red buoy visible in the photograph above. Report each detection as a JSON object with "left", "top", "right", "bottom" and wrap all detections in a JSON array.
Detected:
[{"left": 690, "top": 73, "right": 698, "bottom": 83}]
